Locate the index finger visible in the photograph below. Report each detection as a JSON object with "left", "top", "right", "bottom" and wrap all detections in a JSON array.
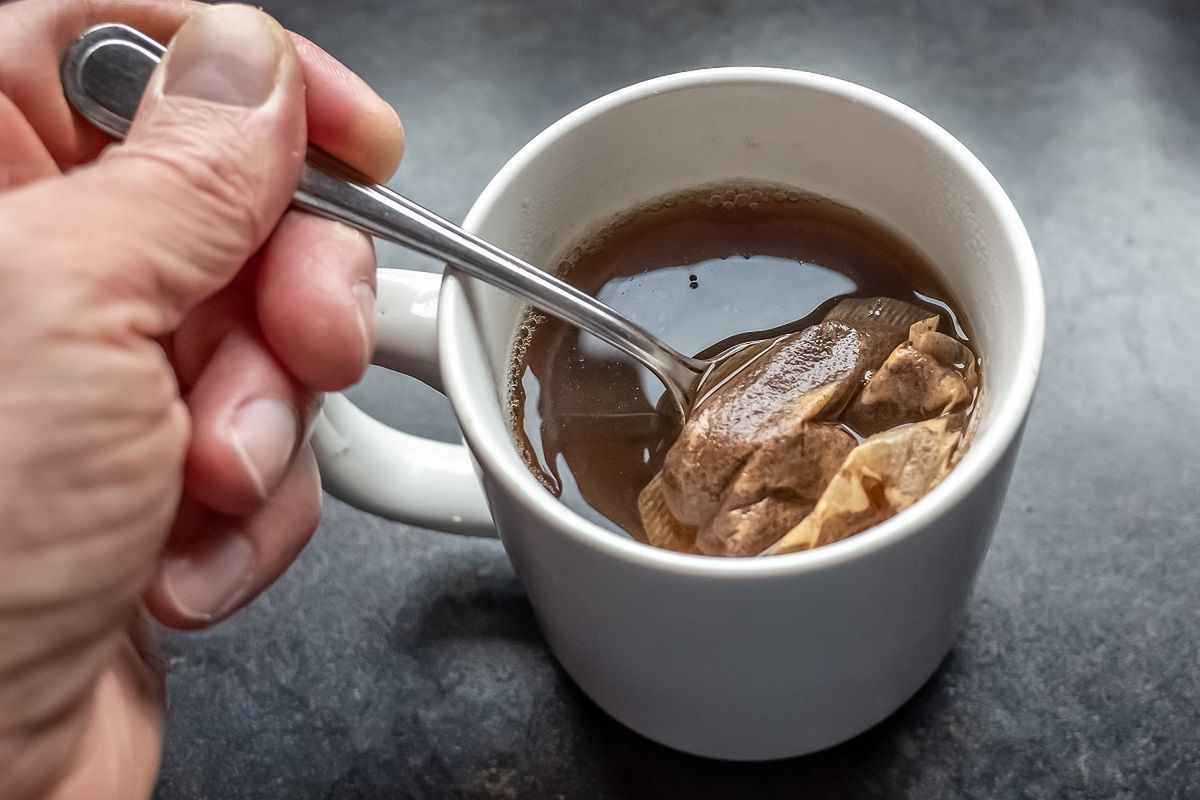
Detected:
[{"left": 0, "top": 0, "right": 404, "bottom": 181}]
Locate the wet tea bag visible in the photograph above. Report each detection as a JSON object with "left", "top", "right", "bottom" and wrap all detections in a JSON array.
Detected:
[
  {"left": 767, "top": 414, "right": 966, "bottom": 555},
  {"left": 764, "top": 317, "right": 980, "bottom": 554},
  {"left": 640, "top": 297, "right": 930, "bottom": 556},
  {"left": 842, "top": 317, "right": 979, "bottom": 436},
  {"left": 637, "top": 472, "right": 697, "bottom": 553}
]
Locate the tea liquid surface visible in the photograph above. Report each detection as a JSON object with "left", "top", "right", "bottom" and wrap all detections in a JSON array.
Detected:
[{"left": 506, "top": 184, "right": 971, "bottom": 540}]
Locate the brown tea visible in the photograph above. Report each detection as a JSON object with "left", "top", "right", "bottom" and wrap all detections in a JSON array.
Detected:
[{"left": 505, "top": 182, "right": 975, "bottom": 547}]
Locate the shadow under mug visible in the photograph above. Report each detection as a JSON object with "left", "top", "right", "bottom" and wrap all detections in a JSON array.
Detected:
[{"left": 312, "top": 67, "right": 1044, "bottom": 760}]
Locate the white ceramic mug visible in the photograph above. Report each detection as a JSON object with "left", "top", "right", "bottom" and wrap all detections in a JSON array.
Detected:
[{"left": 312, "top": 68, "right": 1043, "bottom": 760}]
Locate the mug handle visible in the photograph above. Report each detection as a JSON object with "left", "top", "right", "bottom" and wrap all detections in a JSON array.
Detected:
[{"left": 311, "top": 269, "right": 496, "bottom": 536}]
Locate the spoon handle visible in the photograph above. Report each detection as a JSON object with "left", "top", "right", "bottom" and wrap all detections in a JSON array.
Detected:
[{"left": 61, "top": 24, "right": 704, "bottom": 411}]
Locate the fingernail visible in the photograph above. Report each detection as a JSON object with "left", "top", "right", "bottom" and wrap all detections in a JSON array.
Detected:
[
  {"left": 161, "top": 533, "right": 256, "bottom": 622},
  {"left": 163, "top": 5, "right": 286, "bottom": 106},
  {"left": 230, "top": 398, "right": 297, "bottom": 497},
  {"left": 353, "top": 282, "right": 377, "bottom": 358}
]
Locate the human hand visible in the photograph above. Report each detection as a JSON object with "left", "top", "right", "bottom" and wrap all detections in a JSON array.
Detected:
[{"left": 0, "top": 2, "right": 404, "bottom": 797}]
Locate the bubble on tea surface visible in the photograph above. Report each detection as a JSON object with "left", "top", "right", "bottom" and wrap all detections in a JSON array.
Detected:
[
  {"left": 504, "top": 310, "right": 546, "bottom": 420},
  {"left": 504, "top": 310, "right": 561, "bottom": 494}
]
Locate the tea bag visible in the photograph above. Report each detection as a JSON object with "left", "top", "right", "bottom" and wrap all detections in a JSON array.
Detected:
[
  {"left": 637, "top": 472, "right": 697, "bottom": 553},
  {"left": 842, "top": 317, "right": 979, "bottom": 436},
  {"left": 768, "top": 414, "right": 966, "bottom": 555},
  {"left": 641, "top": 297, "right": 930, "bottom": 557},
  {"left": 764, "top": 317, "right": 980, "bottom": 554}
]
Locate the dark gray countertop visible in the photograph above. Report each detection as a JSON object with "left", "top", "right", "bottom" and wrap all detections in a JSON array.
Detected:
[{"left": 154, "top": 1, "right": 1200, "bottom": 797}]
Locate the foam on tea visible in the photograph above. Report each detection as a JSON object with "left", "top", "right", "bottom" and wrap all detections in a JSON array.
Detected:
[{"left": 504, "top": 182, "right": 979, "bottom": 555}]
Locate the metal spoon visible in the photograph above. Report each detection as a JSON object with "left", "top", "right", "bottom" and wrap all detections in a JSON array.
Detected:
[{"left": 60, "top": 23, "right": 709, "bottom": 415}]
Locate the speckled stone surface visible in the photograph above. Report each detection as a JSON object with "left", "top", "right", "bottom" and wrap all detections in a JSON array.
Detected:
[{"left": 153, "top": 1, "right": 1200, "bottom": 797}]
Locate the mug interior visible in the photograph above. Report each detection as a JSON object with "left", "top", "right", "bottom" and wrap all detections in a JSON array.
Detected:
[{"left": 442, "top": 68, "right": 1042, "bottom": 569}]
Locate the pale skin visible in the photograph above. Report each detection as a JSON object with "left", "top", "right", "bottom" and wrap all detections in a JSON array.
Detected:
[{"left": 0, "top": 2, "right": 407, "bottom": 797}]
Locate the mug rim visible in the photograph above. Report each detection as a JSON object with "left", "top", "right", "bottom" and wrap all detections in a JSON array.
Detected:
[{"left": 441, "top": 66, "right": 1044, "bottom": 577}]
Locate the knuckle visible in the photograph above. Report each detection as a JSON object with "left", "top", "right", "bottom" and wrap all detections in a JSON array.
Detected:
[{"left": 111, "top": 104, "right": 275, "bottom": 247}]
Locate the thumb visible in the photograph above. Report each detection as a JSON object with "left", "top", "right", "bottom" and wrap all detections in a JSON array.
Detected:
[{"left": 28, "top": 4, "right": 306, "bottom": 334}]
